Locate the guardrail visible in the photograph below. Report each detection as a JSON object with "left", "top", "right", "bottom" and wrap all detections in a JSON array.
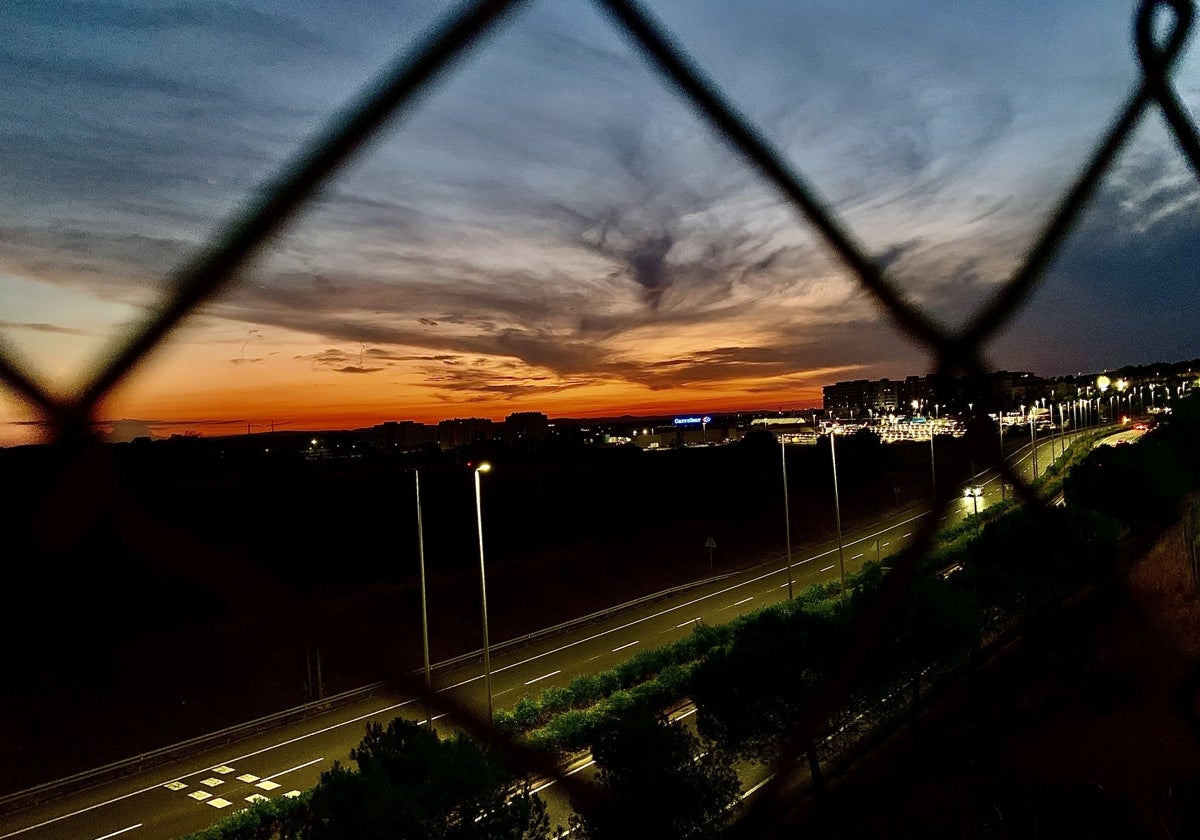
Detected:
[
  {"left": 0, "top": 569, "right": 741, "bottom": 819},
  {"left": 0, "top": 679, "right": 393, "bottom": 817}
]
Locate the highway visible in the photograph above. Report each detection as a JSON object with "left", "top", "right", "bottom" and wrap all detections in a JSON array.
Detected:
[{"left": 0, "top": 428, "right": 1096, "bottom": 840}]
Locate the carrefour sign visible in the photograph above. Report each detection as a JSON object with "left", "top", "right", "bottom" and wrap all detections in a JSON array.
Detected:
[{"left": 674, "top": 415, "right": 712, "bottom": 426}]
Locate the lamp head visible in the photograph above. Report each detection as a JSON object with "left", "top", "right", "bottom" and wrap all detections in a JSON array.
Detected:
[{"left": 476, "top": 462, "right": 492, "bottom": 473}]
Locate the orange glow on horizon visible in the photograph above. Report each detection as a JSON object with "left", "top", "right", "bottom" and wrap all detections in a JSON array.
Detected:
[{"left": 99, "top": 386, "right": 826, "bottom": 438}]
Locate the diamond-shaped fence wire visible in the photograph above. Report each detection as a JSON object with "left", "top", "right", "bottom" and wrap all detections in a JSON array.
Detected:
[{"left": 1, "top": 0, "right": 1197, "bottom": 835}]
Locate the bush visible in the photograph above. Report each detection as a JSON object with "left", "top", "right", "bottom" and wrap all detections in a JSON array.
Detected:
[
  {"left": 177, "top": 790, "right": 314, "bottom": 840},
  {"left": 567, "top": 673, "right": 603, "bottom": 707},
  {"left": 539, "top": 685, "right": 572, "bottom": 717},
  {"left": 511, "top": 695, "right": 542, "bottom": 729},
  {"left": 538, "top": 708, "right": 596, "bottom": 754}
]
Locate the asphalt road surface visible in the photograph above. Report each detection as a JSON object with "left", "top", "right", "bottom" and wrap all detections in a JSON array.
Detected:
[{"left": 0, "top": 428, "right": 1100, "bottom": 840}]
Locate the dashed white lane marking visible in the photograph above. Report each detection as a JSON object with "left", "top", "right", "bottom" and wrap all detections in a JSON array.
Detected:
[
  {"left": 676, "top": 617, "right": 699, "bottom": 628},
  {"left": 819, "top": 564, "right": 835, "bottom": 572},
  {"left": 611, "top": 640, "right": 639, "bottom": 653}
]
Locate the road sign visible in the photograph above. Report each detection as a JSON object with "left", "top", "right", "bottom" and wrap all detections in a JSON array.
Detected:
[{"left": 704, "top": 535, "right": 716, "bottom": 548}]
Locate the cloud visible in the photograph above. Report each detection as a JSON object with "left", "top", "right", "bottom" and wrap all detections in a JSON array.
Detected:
[
  {"left": 0, "top": 0, "right": 1194, "bottom": 429},
  {"left": 295, "top": 347, "right": 386, "bottom": 374},
  {"left": 992, "top": 154, "right": 1200, "bottom": 372},
  {"left": 0, "top": 321, "right": 89, "bottom": 336},
  {"left": 0, "top": 226, "right": 192, "bottom": 303},
  {"left": 107, "top": 418, "right": 154, "bottom": 443}
]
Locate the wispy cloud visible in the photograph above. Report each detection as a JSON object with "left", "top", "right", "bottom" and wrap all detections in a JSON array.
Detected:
[
  {"left": 0, "top": 0, "right": 1194, "bottom": 439},
  {"left": 0, "top": 321, "right": 90, "bottom": 336}
]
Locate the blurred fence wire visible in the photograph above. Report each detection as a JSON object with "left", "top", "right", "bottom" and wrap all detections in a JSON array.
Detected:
[{"left": 1, "top": 0, "right": 1198, "bottom": 835}]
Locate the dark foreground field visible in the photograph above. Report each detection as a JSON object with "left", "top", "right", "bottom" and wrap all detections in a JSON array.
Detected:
[{"left": 1, "top": 431, "right": 961, "bottom": 795}]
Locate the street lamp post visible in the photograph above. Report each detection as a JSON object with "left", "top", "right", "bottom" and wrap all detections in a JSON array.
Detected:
[
  {"left": 1058, "top": 403, "right": 1066, "bottom": 458},
  {"left": 998, "top": 410, "right": 1007, "bottom": 502},
  {"left": 929, "top": 430, "right": 936, "bottom": 500},
  {"left": 829, "top": 431, "right": 847, "bottom": 601},
  {"left": 780, "top": 436, "right": 794, "bottom": 601},
  {"left": 473, "top": 462, "right": 494, "bottom": 721},
  {"left": 1040, "top": 398, "right": 1052, "bottom": 460},
  {"left": 413, "top": 469, "right": 432, "bottom": 728},
  {"left": 966, "top": 485, "right": 982, "bottom": 534},
  {"left": 1029, "top": 410, "right": 1038, "bottom": 480}
]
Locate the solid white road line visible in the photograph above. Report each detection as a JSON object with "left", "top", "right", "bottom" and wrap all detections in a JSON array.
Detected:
[
  {"left": 263, "top": 758, "right": 323, "bottom": 782},
  {"left": 93, "top": 826, "right": 142, "bottom": 840}
]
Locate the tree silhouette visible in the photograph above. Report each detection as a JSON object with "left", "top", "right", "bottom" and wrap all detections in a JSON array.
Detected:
[
  {"left": 308, "top": 718, "right": 554, "bottom": 840},
  {"left": 571, "top": 705, "right": 740, "bottom": 840}
]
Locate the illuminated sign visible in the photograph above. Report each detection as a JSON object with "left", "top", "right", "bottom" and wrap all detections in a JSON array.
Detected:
[{"left": 673, "top": 415, "right": 712, "bottom": 426}]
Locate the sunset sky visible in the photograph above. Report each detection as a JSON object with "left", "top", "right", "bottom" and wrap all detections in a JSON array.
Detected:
[{"left": 1, "top": 0, "right": 1198, "bottom": 444}]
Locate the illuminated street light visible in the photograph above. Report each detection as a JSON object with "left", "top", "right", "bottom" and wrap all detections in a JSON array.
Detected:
[
  {"left": 964, "top": 484, "right": 983, "bottom": 532},
  {"left": 829, "top": 432, "right": 847, "bottom": 601},
  {"left": 780, "top": 436, "right": 794, "bottom": 601},
  {"left": 998, "top": 409, "right": 1006, "bottom": 502},
  {"left": 474, "top": 462, "right": 494, "bottom": 721},
  {"left": 1058, "top": 402, "right": 1067, "bottom": 457},
  {"left": 412, "top": 468, "right": 432, "bottom": 728},
  {"left": 1029, "top": 408, "right": 1038, "bottom": 480},
  {"left": 929, "top": 429, "right": 937, "bottom": 501}
]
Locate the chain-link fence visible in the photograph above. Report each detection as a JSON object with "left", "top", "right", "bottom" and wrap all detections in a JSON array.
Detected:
[{"left": 2, "top": 0, "right": 1198, "bottom": 835}]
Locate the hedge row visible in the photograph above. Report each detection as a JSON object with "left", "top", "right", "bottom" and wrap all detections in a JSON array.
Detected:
[{"left": 498, "top": 428, "right": 1108, "bottom": 745}]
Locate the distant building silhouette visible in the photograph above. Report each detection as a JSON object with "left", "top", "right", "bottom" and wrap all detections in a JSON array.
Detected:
[
  {"left": 823, "top": 371, "right": 1043, "bottom": 417},
  {"left": 372, "top": 420, "right": 436, "bottom": 450},
  {"left": 438, "top": 417, "right": 493, "bottom": 450},
  {"left": 505, "top": 411, "right": 549, "bottom": 442}
]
